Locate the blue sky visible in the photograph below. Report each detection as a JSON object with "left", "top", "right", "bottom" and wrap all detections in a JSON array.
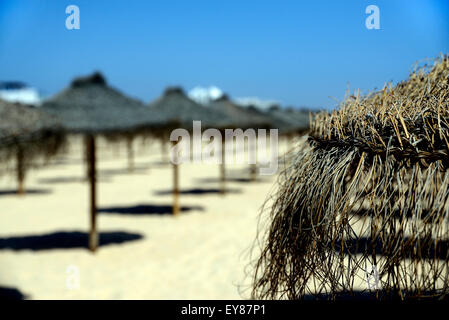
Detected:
[{"left": 0, "top": 0, "right": 448, "bottom": 109}]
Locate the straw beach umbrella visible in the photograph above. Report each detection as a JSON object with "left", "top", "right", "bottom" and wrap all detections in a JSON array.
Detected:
[
  {"left": 148, "top": 88, "right": 227, "bottom": 162},
  {"left": 208, "top": 95, "right": 272, "bottom": 129},
  {"left": 266, "top": 106, "right": 310, "bottom": 148},
  {"left": 252, "top": 56, "right": 449, "bottom": 300},
  {"left": 41, "top": 72, "right": 162, "bottom": 252},
  {"left": 148, "top": 87, "right": 228, "bottom": 128},
  {"left": 148, "top": 87, "right": 232, "bottom": 213},
  {"left": 0, "top": 99, "right": 65, "bottom": 194},
  {"left": 208, "top": 95, "right": 274, "bottom": 184}
]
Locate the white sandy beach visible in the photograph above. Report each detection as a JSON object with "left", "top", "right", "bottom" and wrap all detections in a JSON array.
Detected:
[{"left": 0, "top": 136, "right": 291, "bottom": 299}]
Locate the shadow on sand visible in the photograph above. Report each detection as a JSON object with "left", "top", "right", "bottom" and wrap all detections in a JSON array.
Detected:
[
  {"left": 38, "top": 176, "right": 110, "bottom": 184},
  {"left": 350, "top": 208, "right": 440, "bottom": 220},
  {"left": 99, "top": 204, "right": 204, "bottom": 215},
  {"left": 303, "top": 290, "right": 449, "bottom": 300},
  {"left": 0, "top": 287, "right": 28, "bottom": 300},
  {"left": 99, "top": 165, "right": 150, "bottom": 176},
  {"left": 332, "top": 236, "right": 449, "bottom": 260},
  {"left": 0, "top": 231, "right": 143, "bottom": 251},
  {"left": 38, "top": 176, "right": 87, "bottom": 184},
  {"left": 154, "top": 188, "right": 242, "bottom": 196},
  {"left": 0, "top": 189, "right": 52, "bottom": 196},
  {"left": 149, "top": 161, "right": 171, "bottom": 167},
  {"left": 196, "top": 177, "right": 271, "bottom": 184}
]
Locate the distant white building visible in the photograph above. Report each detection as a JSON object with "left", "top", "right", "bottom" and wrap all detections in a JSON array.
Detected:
[
  {"left": 188, "top": 85, "right": 281, "bottom": 110},
  {"left": 0, "top": 81, "right": 41, "bottom": 105},
  {"left": 234, "top": 97, "right": 280, "bottom": 110},
  {"left": 188, "top": 86, "right": 224, "bottom": 105}
]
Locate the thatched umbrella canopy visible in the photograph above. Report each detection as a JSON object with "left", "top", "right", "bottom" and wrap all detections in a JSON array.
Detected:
[
  {"left": 41, "top": 73, "right": 160, "bottom": 133},
  {"left": 0, "top": 99, "right": 65, "bottom": 194},
  {"left": 208, "top": 95, "right": 274, "bottom": 183},
  {"left": 148, "top": 87, "right": 229, "bottom": 162},
  {"left": 148, "top": 87, "right": 229, "bottom": 128},
  {"left": 266, "top": 105, "right": 310, "bottom": 135},
  {"left": 208, "top": 95, "right": 273, "bottom": 129},
  {"left": 265, "top": 106, "right": 311, "bottom": 157},
  {"left": 41, "top": 72, "right": 162, "bottom": 252},
  {"left": 43, "top": 73, "right": 162, "bottom": 171},
  {"left": 148, "top": 87, "right": 232, "bottom": 213},
  {"left": 252, "top": 56, "right": 449, "bottom": 300}
]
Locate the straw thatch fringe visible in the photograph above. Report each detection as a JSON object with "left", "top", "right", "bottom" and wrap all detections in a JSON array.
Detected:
[
  {"left": 0, "top": 100, "right": 67, "bottom": 186},
  {"left": 251, "top": 56, "right": 449, "bottom": 300},
  {"left": 0, "top": 131, "right": 67, "bottom": 189}
]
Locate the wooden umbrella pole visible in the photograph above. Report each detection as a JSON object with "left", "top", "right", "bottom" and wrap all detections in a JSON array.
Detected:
[
  {"left": 172, "top": 141, "right": 179, "bottom": 215},
  {"left": 249, "top": 137, "right": 257, "bottom": 182},
  {"left": 113, "top": 140, "right": 120, "bottom": 157},
  {"left": 250, "top": 163, "right": 257, "bottom": 182},
  {"left": 83, "top": 135, "right": 89, "bottom": 181},
  {"left": 161, "top": 136, "right": 168, "bottom": 163},
  {"left": 220, "top": 137, "right": 226, "bottom": 195},
  {"left": 127, "top": 137, "right": 134, "bottom": 172},
  {"left": 86, "top": 134, "right": 98, "bottom": 252},
  {"left": 17, "top": 146, "right": 25, "bottom": 195},
  {"left": 288, "top": 134, "right": 294, "bottom": 149}
]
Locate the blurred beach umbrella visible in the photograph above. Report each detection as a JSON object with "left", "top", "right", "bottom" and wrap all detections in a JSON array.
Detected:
[
  {"left": 0, "top": 99, "right": 65, "bottom": 194},
  {"left": 208, "top": 95, "right": 273, "bottom": 129},
  {"left": 266, "top": 105, "right": 310, "bottom": 136},
  {"left": 148, "top": 87, "right": 228, "bottom": 163},
  {"left": 148, "top": 87, "right": 231, "bottom": 214},
  {"left": 263, "top": 105, "right": 311, "bottom": 153},
  {"left": 208, "top": 95, "right": 275, "bottom": 183},
  {"left": 148, "top": 87, "right": 228, "bottom": 128},
  {"left": 41, "top": 72, "right": 163, "bottom": 252}
]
